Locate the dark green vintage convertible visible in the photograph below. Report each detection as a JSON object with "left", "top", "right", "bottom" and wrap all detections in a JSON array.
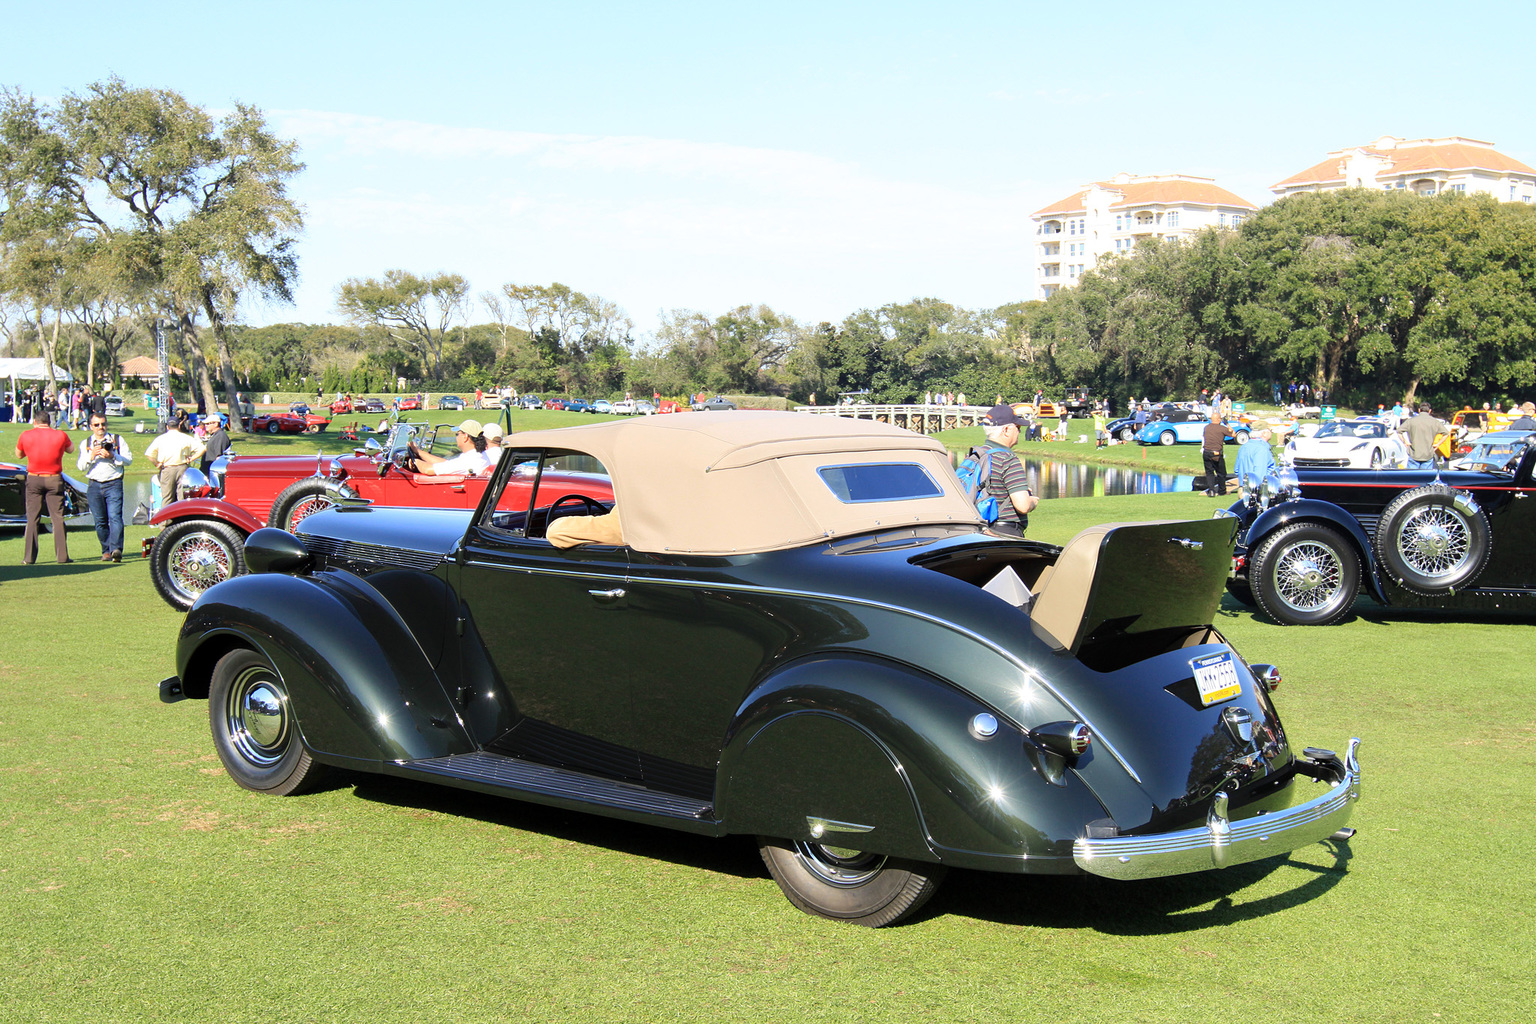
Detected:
[{"left": 161, "top": 413, "right": 1360, "bottom": 926}]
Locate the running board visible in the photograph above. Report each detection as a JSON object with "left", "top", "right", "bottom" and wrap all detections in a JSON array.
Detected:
[{"left": 392, "top": 751, "right": 722, "bottom": 836}]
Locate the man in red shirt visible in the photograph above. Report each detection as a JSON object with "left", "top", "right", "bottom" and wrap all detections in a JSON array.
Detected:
[{"left": 14, "top": 407, "right": 75, "bottom": 564}]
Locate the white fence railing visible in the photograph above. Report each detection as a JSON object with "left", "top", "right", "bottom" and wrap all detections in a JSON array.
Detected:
[{"left": 794, "top": 404, "right": 986, "bottom": 434}]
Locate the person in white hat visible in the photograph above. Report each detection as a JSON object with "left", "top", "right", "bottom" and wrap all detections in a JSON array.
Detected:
[
  {"left": 481, "top": 421, "right": 505, "bottom": 468},
  {"left": 407, "top": 419, "right": 491, "bottom": 476}
]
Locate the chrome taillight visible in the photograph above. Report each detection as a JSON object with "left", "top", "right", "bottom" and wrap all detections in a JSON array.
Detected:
[
  {"left": 1250, "top": 663, "right": 1281, "bottom": 692},
  {"left": 1032, "top": 721, "right": 1091, "bottom": 758}
]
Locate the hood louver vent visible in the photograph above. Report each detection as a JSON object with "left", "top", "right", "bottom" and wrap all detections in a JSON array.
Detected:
[{"left": 301, "top": 535, "right": 444, "bottom": 573}]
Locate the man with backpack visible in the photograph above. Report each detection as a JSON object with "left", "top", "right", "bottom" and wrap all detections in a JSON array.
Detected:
[{"left": 964, "top": 404, "right": 1039, "bottom": 537}]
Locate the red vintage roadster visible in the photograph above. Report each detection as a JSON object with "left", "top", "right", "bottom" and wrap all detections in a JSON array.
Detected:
[{"left": 146, "top": 423, "right": 613, "bottom": 610}]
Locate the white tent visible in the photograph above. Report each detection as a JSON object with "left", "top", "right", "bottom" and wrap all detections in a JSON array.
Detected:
[{"left": 0, "top": 357, "right": 73, "bottom": 382}]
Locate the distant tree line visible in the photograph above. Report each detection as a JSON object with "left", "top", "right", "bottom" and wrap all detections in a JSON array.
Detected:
[{"left": 8, "top": 78, "right": 1536, "bottom": 415}]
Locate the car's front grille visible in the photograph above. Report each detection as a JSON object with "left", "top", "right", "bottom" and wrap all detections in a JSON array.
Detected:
[
  {"left": 301, "top": 535, "right": 444, "bottom": 573},
  {"left": 1293, "top": 457, "right": 1350, "bottom": 468}
]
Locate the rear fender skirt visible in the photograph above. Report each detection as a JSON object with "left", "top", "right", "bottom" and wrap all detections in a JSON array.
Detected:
[
  {"left": 177, "top": 572, "right": 474, "bottom": 763},
  {"left": 1244, "top": 499, "right": 1388, "bottom": 602},
  {"left": 716, "top": 653, "right": 1105, "bottom": 871},
  {"left": 150, "top": 497, "right": 264, "bottom": 535}
]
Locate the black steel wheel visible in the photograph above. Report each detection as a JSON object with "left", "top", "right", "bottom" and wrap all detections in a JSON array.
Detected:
[
  {"left": 1250, "top": 522, "right": 1360, "bottom": 626},
  {"left": 758, "top": 836, "right": 944, "bottom": 927},
  {"left": 150, "top": 518, "right": 248, "bottom": 611},
  {"left": 268, "top": 478, "right": 337, "bottom": 533},
  {"left": 208, "top": 648, "right": 327, "bottom": 795},
  {"left": 1374, "top": 484, "right": 1490, "bottom": 595}
]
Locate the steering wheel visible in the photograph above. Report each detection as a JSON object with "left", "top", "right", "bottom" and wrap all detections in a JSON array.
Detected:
[{"left": 547, "top": 493, "right": 606, "bottom": 518}]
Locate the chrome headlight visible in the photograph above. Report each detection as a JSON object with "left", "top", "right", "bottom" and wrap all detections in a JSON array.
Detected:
[
  {"left": 1260, "top": 466, "right": 1300, "bottom": 510},
  {"left": 327, "top": 457, "right": 345, "bottom": 480}
]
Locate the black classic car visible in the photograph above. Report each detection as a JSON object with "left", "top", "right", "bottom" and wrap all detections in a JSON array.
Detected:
[
  {"left": 161, "top": 413, "right": 1360, "bottom": 926},
  {"left": 1224, "top": 438, "right": 1536, "bottom": 625},
  {"left": 1, "top": 461, "right": 91, "bottom": 530}
]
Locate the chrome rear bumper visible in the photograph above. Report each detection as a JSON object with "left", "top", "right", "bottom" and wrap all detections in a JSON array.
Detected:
[{"left": 1073, "top": 738, "right": 1361, "bottom": 880}]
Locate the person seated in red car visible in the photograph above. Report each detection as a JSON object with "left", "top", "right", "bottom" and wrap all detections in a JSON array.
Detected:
[{"left": 406, "top": 419, "right": 491, "bottom": 476}]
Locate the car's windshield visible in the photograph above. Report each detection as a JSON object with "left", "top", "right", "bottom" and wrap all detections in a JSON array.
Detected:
[{"left": 1316, "top": 420, "right": 1385, "bottom": 439}]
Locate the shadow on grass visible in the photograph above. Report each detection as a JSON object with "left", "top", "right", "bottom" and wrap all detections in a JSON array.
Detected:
[
  {"left": 342, "top": 772, "right": 1356, "bottom": 932},
  {"left": 928, "top": 836, "right": 1353, "bottom": 933},
  {"left": 347, "top": 773, "right": 764, "bottom": 880},
  {"left": 0, "top": 560, "right": 120, "bottom": 581}
]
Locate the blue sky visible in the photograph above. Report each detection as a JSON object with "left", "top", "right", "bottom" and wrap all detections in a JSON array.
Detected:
[{"left": 10, "top": 0, "right": 1533, "bottom": 336}]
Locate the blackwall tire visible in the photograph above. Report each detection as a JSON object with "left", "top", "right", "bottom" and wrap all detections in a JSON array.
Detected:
[
  {"left": 1118, "top": 427, "right": 1134, "bottom": 441},
  {"left": 268, "top": 478, "right": 337, "bottom": 532},
  {"left": 150, "top": 518, "right": 248, "bottom": 611},
  {"left": 208, "top": 648, "right": 328, "bottom": 795},
  {"left": 1374, "top": 484, "right": 1490, "bottom": 595},
  {"left": 757, "top": 836, "right": 944, "bottom": 927},
  {"left": 1250, "top": 522, "right": 1360, "bottom": 626},
  {"left": 266, "top": 421, "right": 280, "bottom": 434},
  {"left": 1159, "top": 431, "right": 1176, "bottom": 446},
  {"left": 1226, "top": 578, "right": 1256, "bottom": 608}
]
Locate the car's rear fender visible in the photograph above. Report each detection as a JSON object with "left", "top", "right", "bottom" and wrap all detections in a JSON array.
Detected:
[
  {"left": 150, "top": 498, "right": 264, "bottom": 535},
  {"left": 715, "top": 652, "right": 1105, "bottom": 872},
  {"left": 1244, "top": 498, "right": 1388, "bottom": 601},
  {"left": 176, "top": 572, "right": 474, "bottom": 767}
]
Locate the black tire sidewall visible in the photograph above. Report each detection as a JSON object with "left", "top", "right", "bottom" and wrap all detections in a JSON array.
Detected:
[
  {"left": 757, "top": 837, "right": 943, "bottom": 927},
  {"left": 1374, "top": 485, "right": 1490, "bottom": 594},
  {"left": 149, "top": 518, "right": 249, "bottom": 611},
  {"left": 207, "top": 648, "right": 319, "bottom": 795},
  {"left": 1251, "top": 522, "right": 1360, "bottom": 626},
  {"left": 268, "top": 478, "right": 335, "bottom": 532}
]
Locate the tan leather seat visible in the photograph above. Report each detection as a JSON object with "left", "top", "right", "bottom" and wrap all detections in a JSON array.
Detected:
[
  {"left": 1031, "top": 521, "right": 1181, "bottom": 650},
  {"left": 1030, "top": 524, "right": 1113, "bottom": 649}
]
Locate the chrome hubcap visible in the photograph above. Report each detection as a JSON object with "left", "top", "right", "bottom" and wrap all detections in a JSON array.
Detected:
[
  {"left": 793, "top": 841, "right": 887, "bottom": 887},
  {"left": 225, "top": 667, "right": 289, "bottom": 766},
  {"left": 1398, "top": 508, "right": 1468, "bottom": 578},
  {"left": 167, "top": 533, "right": 234, "bottom": 598},
  {"left": 1273, "top": 541, "right": 1343, "bottom": 611}
]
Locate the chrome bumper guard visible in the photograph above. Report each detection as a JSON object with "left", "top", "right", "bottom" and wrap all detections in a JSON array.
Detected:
[{"left": 1073, "top": 737, "right": 1361, "bottom": 880}]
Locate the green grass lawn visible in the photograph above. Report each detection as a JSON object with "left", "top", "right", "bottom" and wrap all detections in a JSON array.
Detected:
[{"left": 1, "top": 448, "right": 1531, "bottom": 1021}]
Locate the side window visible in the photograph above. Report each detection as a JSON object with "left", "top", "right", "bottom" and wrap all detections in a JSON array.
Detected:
[{"left": 481, "top": 448, "right": 615, "bottom": 540}]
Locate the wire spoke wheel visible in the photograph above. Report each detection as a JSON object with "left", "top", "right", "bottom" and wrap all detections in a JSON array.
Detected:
[
  {"left": 1272, "top": 540, "right": 1345, "bottom": 611},
  {"left": 1394, "top": 505, "right": 1470, "bottom": 580},
  {"left": 1251, "top": 523, "right": 1360, "bottom": 626},
  {"left": 1375, "top": 484, "right": 1490, "bottom": 595}
]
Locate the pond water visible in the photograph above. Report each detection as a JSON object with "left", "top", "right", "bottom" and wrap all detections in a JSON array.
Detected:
[{"left": 1019, "top": 456, "right": 1196, "bottom": 499}]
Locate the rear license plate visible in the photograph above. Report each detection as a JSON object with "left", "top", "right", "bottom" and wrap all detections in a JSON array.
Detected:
[{"left": 1191, "top": 651, "right": 1242, "bottom": 706}]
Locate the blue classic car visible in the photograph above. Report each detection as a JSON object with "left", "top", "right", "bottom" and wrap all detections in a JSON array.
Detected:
[
  {"left": 161, "top": 413, "right": 1359, "bottom": 926},
  {"left": 1136, "top": 409, "right": 1250, "bottom": 446}
]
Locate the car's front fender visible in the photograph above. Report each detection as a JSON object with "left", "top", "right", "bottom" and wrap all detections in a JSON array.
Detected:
[
  {"left": 1243, "top": 498, "right": 1387, "bottom": 601},
  {"left": 174, "top": 570, "right": 474, "bottom": 768},
  {"left": 150, "top": 497, "right": 264, "bottom": 534},
  {"left": 715, "top": 652, "right": 1105, "bottom": 873}
]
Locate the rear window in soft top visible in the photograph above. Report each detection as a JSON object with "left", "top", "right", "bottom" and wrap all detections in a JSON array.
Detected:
[{"left": 817, "top": 462, "right": 944, "bottom": 503}]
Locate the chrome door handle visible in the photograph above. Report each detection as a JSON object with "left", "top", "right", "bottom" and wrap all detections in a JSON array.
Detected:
[
  {"left": 587, "top": 588, "right": 626, "bottom": 601},
  {"left": 1169, "top": 537, "right": 1204, "bottom": 550}
]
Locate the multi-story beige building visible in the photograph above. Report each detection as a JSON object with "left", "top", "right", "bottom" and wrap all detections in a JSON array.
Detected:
[
  {"left": 1030, "top": 173, "right": 1257, "bottom": 299},
  {"left": 1271, "top": 136, "right": 1536, "bottom": 202}
]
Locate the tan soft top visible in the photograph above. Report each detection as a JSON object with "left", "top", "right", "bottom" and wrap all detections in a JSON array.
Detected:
[{"left": 509, "top": 411, "right": 982, "bottom": 554}]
